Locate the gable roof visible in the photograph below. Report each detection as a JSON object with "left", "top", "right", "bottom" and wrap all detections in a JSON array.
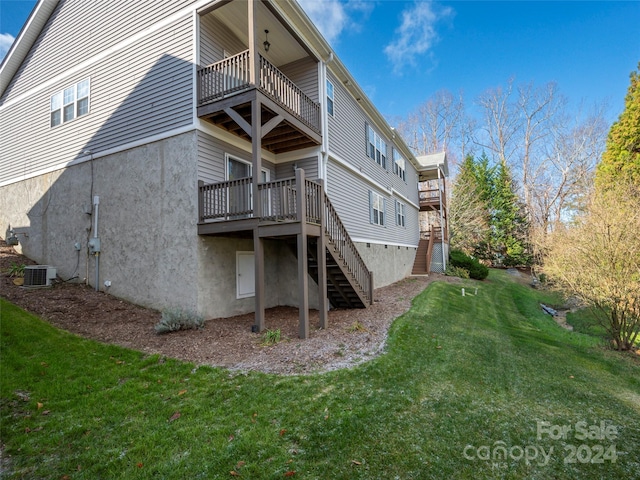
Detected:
[
  {"left": 416, "top": 152, "right": 449, "bottom": 180},
  {"left": 1, "top": 0, "right": 419, "bottom": 169},
  {"left": 0, "top": 0, "right": 59, "bottom": 98}
]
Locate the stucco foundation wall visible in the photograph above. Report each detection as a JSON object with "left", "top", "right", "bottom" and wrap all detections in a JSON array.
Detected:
[
  {"left": 355, "top": 242, "right": 417, "bottom": 288},
  {"left": 197, "top": 237, "right": 319, "bottom": 319},
  {"left": 0, "top": 131, "right": 201, "bottom": 313}
]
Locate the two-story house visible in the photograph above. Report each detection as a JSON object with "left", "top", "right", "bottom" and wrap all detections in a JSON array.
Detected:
[{"left": 0, "top": 0, "right": 447, "bottom": 338}]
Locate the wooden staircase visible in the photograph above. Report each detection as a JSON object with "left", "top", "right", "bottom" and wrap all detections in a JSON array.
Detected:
[
  {"left": 285, "top": 186, "right": 373, "bottom": 309},
  {"left": 307, "top": 237, "right": 369, "bottom": 308},
  {"left": 412, "top": 237, "right": 430, "bottom": 274},
  {"left": 412, "top": 226, "right": 441, "bottom": 275}
]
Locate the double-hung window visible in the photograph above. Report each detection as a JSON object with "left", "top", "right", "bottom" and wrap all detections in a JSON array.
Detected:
[
  {"left": 369, "top": 191, "right": 386, "bottom": 226},
  {"left": 51, "top": 78, "right": 90, "bottom": 127},
  {"left": 326, "top": 79, "right": 334, "bottom": 116},
  {"left": 395, "top": 200, "right": 406, "bottom": 227},
  {"left": 366, "top": 124, "right": 387, "bottom": 169},
  {"left": 393, "top": 148, "right": 406, "bottom": 181}
]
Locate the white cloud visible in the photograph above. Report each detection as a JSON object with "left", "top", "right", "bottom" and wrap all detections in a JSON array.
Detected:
[
  {"left": 384, "top": 1, "right": 453, "bottom": 74},
  {"left": 0, "top": 33, "right": 16, "bottom": 61},
  {"left": 298, "top": 0, "right": 348, "bottom": 44},
  {"left": 298, "top": 0, "right": 373, "bottom": 44}
]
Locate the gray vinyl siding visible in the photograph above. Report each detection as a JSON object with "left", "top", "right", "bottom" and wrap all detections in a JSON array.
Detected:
[
  {"left": 324, "top": 70, "right": 419, "bottom": 243},
  {"left": 197, "top": 130, "right": 275, "bottom": 185},
  {"left": 275, "top": 157, "right": 318, "bottom": 181},
  {"left": 279, "top": 57, "right": 319, "bottom": 102},
  {"left": 326, "top": 71, "right": 388, "bottom": 186},
  {"left": 0, "top": 16, "right": 193, "bottom": 185},
  {"left": 326, "top": 160, "right": 419, "bottom": 246},
  {"left": 199, "top": 13, "right": 246, "bottom": 67},
  {"left": 1, "top": 0, "right": 195, "bottom": 104}
]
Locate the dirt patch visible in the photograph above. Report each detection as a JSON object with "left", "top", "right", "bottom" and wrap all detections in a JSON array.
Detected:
[
  {"left": 1, "top": 240, "right": 457, "bottom": 375},
  {"left": 552, "top": 309, "right": 574, "bottom": 331}
]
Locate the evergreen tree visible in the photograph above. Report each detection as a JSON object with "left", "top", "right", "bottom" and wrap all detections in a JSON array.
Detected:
[
  {"left": 596, "top": 62, "right": 640, "bottom": 187},
  {"left": 491, "top": 160, "right": 530, "bottom": 266},
  {"left": 449, "top": 153, "right": 530, "bottom": 265},
  {"left": 449, "top": 155, "right": 491, "bottom": 257},
  {"left": 470, "top": 153, "right": 495, "bottom": 261}
]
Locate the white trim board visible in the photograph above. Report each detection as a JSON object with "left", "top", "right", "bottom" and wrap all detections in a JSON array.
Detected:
[
  {"left": 328, "top": 153, "right": 389, "bottom": 196},
  {"left": 351, "top": 238, "right": 418, "bottom": 249},
  {"left": 1, "top": 0, "right": 215, "bottom": 111},
  {"left": 0, "top": 124, "right": 196, "bottom": 188}
]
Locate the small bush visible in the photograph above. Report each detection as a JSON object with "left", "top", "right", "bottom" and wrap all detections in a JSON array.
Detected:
[
  {"left": 449, "top": 250, "right": 489, "bottom": 280},
  {"left": 347, "top": 320, "right": 368, "bottom": 333},
  {"left": 445, "top": 265, "right": 470, "bottom": 279},
  {"left": 155, "top": 308, "right": 204, "bottom": 334},
  {"left": 261, "top": 329, "right": 281, "bottom": 346},
  {"left": 8, "top": 263, "right": 25, "bottom": 277}
]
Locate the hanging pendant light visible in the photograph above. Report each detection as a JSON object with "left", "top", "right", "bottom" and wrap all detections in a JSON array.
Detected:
[{"left": 263, "top": 30, "right": 270, "bottom": 52}]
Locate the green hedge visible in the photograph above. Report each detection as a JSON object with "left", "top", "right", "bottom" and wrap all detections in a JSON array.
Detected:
[{"left": 449, "top": 250, "right": 489, "bottom": 280}]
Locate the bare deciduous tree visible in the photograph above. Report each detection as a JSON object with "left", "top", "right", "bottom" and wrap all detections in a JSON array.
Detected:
[
  {"left": 396, "top": 89, "right": 465, "bottom": 158},
  {"left": 544, "top": 183, "right": 640, "bottom": 350}
]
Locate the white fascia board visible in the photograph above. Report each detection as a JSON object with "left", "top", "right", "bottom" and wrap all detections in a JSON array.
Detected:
[
  {"left": 391, "top": 188, "right": 419, "bottom": 210},
  {"left": 350, "top": 237, "right": 418, "bottom": 249},
  {"left": 0, "top": 1, "right": 60, "bottom": 98},
  {"left": 0, "top": 124, "right": 196, "bottom": 188},
  {"left": 1, "top": 0, "right": 214, "bottom": 111},
  {"left": 328, "top": 153, "right": 389, "bottom": 196}
]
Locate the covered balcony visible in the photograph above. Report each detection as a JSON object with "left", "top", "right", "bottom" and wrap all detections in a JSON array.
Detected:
[{"left": 197, "top": 0, "right": 322, "bottom": 154}]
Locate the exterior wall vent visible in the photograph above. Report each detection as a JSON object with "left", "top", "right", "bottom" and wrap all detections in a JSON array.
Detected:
[{"left": 23, "top": 266, "right": 57, "bottom": 287}]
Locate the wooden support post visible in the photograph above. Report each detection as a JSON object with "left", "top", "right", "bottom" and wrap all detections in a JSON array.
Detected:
[
  {"left": 317, "top": 179, "right": 328, "bottom": 329},
  {"left": 198, "top": 180, "right": 204, "bottom": 223},
  {"left": 296, "top": 168, "right": 309, "bottom": 339},
  {"left": 317, "top": 234, "right": 328, "bottom": 329},
  {"left": 369, "top": 271, "right": 375, "bottom": 305},
  {"left": 253, "top": 228, "right": 265, "bottom": 332},
  {"left": 251, "top": 99, "right": 261, "bottom": 218},
  {"left": 248, "top": 0, "right": 258, "bottom": 87}
]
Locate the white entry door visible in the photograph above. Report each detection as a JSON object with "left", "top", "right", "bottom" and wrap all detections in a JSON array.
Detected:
[{"left": 236, "top": 251, "right": 255, "bottom": 299}]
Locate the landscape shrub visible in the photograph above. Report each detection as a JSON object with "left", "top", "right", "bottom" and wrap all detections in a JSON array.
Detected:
[
  {"left": 449, "top": 250, "right": 489, "bottom": 280},
  {"left": 445, "top": 265, "right": 470, "bottom": 279},
  {"left": 155, "top": 308, "right": 204, "bottom": 334}
]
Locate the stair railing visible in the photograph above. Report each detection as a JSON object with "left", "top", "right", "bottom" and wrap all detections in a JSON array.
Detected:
[{"left": 322, "top": 189, "right": 373, "bottom": 305}]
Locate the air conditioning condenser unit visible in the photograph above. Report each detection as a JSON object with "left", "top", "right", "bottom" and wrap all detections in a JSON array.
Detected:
[{"left": 23, "top": 266, "right": 57, "bottom": 287}]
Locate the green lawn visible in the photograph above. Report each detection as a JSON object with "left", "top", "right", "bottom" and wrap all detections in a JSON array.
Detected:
[{"left": 1, "top": 270, "right": 639, "bottom": 479}]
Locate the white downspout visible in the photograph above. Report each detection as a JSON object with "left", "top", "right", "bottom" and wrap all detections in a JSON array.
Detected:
[
  {"left": 320, "top": 53, "right": 333, "bottom": 185},
  {"left": 438, "top": 165, "right": 445, "bottom": 271}
]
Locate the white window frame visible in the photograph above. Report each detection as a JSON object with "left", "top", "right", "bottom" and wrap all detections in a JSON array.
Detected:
[
  {"left": 393, "top": 148, "right": 406, "bottom": 181},
  {"left": 326, "top": 79, "right": 334, "bottom": 117},
  {"left": 395, "top": 200, "right": 406, "bottom": 227},
  {"left": 50, "top": 78, "right": 90, "bottom": 128},
  {"left": 225, "top": 154, "right": 270, "bottom": 216},
  {"left": 369, "top": 191, "right": 386, "bottom": 226},
  {"left": 367, "top": 124, "right": 387, "bottom": 169}
]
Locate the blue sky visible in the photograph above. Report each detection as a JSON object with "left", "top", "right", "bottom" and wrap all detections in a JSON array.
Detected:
[{"left": 2, "top": 0, "right": 639, "bottom": 124}]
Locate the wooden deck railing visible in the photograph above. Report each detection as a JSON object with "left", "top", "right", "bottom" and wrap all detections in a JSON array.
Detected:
[
  {"left": 197, "top": 51, "right": 251, "bottom": 104},
  {"left": 421, "top": 225, "right": 443, "bottom": 241},
  {"left": 197, "top": 50, "right": 320, "bottom": 133},
  {"left": 198, "top": 174, "right": 372, "bottom": 305},
  {"left": 258, "top": 56, "right": 320, "bottom": 133},
  {"left": 199, "top": 177, "right": 253, "bottom": 221},
  {"left": 199, "top": 176, "right": 323, "bottom": 224},
  {"left": 419, "top": 187, "right": 447, "bottom": 209}
]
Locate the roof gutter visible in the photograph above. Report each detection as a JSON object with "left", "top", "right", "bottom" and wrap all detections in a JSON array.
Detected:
[{"left": 271, "top": 0, "right": 420, "bottom": 169}]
